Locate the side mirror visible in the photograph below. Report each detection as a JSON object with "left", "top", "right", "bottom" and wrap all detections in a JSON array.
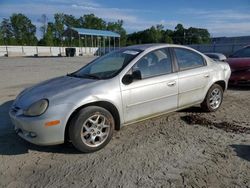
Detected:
[
  {"left": 122, "top": 74, "right": 133, "bottom": 85},
  {"left": 122, "top": 70, "right": 142, "bottom": 85}
]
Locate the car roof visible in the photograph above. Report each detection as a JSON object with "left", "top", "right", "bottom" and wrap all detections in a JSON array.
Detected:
[{"left": 123, "top": 43, "right": 187, "bottom": 51}]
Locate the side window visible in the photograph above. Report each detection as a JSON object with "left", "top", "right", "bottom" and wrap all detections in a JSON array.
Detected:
[
  {"left": 174, "top": 48, "right": 205, "bottom": 71},
  {"left": 132, "top": 48, "right": 172, "bottom": 79}
]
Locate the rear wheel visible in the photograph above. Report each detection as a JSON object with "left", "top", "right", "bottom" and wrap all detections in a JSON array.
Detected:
[
  {"left": 201, "top": 84, "right": 224, "bottom": 112},
  {"left": 69, "top": 106, "right": 114, "bottom": 153}
]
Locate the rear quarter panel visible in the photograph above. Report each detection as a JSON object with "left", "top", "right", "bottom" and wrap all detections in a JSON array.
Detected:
[{"left": 202, "top": 59, "right": 231, "bottom": 100}]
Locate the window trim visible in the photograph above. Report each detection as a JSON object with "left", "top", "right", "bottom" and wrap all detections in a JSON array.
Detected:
[
  {"left": 172, "top": 47, "right": 207, "bottom": 72},
  {"left": 130, "top": 47, "right": 174, "bottom": 80}
]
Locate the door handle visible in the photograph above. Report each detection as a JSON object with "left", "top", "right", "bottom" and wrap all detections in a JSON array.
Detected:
[
  {"left": 204, "top": 74, "right": 210, "bottom": 78},
  {"left": 167, "top": 81, "right": 176, "bottom": 87}
]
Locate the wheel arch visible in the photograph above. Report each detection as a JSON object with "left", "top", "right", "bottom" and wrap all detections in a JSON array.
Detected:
[
  {"left": 213, "top": 80, "right": 226, "bottom": 91},
  {"left": 201, "top": 79, "right": 226, "bottom": 103},
  {"left": 64, "top": 101, "right": 121, "bottom": 141}
]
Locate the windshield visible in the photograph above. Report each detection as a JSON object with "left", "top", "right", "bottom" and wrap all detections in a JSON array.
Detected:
[{"left": 69, "top": 49, "right": 142, "bottom": 79}]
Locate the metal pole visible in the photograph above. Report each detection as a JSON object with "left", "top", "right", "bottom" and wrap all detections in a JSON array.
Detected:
[
  {"left": 91, "top": 35, "right": 93, "bottom": 55},
  {"left": 99, "top": 37, "right": 101, "bottom": 56},
  {"left": 99, "top": 37, "right": 102, "bottom": 56},
  {"left": 70, "top": 29, "right": 72, "bottom": 47},
  {"left": 113, "top": 37, "right": 115, "bottom": 50},
  {"left": 85, "top": 35, "right": 87, "bottom": 54},
  {"left": 103, "top": 37, "right": 105, "bottom": 55},
  {"left": 95, "top": 37, "right": 97, "bottom": 56},
  {"left": 78, "top": 34, "right": 80, "bottom": 47},
  {"left": 97, "top": 37, "right": 100, "bottom": 56},
  {"left": 119, "top": 37, "right": 120, "bottom": 49},
  {"left": 109, "top": 37, "right": 110, "bottom": 52},
  {"left": 78, "top": 34, "right": 80, "bottom": 56},
  {"left": 91, "top": 36, "right": 93, "bottom": 47}
]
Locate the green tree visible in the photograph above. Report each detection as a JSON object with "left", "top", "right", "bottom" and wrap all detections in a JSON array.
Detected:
[
  {"left": 162, "top": 29, "right": 173, "bottom": 43},
  {"left": 44, "top": 22, "right": 54, "bottom": 46},
  {"left": 172, "top": 24, "right": 185, "bottom": 44},
  {"left": 0, "top": 18, "right": 13, "bottom": 45},
  {"left": 63, "top": 14, "right": 80, "bottom": 27},
  {"left": 185, "top": 27, "right": 210, "bottom": 44},
  {"left": 53, "top": 13, "right": 64, "bottom": 45},
  {"left": 79, "top": 14, "right": 106, "bottom": 29},
  {"left": 127, "top": 24, "right": 165, "bottom": 44},
  {"left": 128, "top": 23, "right": 210, "bottom": 45},
  {"left": 172, "top": 24, "right": 210, "bottom": 44},
  {"left": 10, "top": 13, "right": 37, "bottom": 45},
  {"left": 107, "top": 20, "right": 127, "bottom": 46}
]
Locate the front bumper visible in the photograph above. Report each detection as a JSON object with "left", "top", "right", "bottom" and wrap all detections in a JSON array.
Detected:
[{"left": 9, "top": 103, "right": 73, "bottom": 146}]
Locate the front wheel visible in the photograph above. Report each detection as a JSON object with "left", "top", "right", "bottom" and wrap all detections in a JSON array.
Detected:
[
  {"left": 201, "top": 84, "right": 224, "bottom": 112},
  {"left": 69, "top": 106, "right": 114, "bottom": 153}
]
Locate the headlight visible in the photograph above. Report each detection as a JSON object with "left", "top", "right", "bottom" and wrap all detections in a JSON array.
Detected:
[{"left": 23, "top": 99, "right": 49, "bottom": 116}]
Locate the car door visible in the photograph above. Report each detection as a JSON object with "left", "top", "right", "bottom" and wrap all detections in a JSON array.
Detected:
[
  {"left": 120, "top": 48, "right": 178, "bottom": 123},
  {"left": 172, "top": 47, "right": 212, "bottom": 108}
]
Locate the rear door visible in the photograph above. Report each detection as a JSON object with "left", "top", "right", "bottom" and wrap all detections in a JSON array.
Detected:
[{"left": 172, "top": 48, "right": 212, "bottom": 108}]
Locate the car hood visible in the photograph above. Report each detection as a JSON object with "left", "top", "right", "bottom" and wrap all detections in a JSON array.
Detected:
[
  {"left": 227, "top": 58, "right": 250, "bottom": 71},
  {"left": 14, "top": 76, "right": 97, "bottom": 109}
]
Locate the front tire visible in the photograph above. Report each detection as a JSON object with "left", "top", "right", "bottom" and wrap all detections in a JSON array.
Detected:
[
  {"left": 201, "top": 84, "right": 224, "bottom": 112},
  {"left": 69, "top": 106, "right": 114, "bottom": 153}
]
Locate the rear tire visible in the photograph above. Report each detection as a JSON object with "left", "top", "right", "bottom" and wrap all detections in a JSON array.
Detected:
[
  {"left": 69, "top": 106, "right": 114, "bottom": 153},
  {"left": 201, "top": 84, "right": 224, "bottom": 112}
]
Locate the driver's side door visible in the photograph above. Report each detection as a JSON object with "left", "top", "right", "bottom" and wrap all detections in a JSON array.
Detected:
[{"left": 120, "top": 48, "right": 178, "bottom": 123}]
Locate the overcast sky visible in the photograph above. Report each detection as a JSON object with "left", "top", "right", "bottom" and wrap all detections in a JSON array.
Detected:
[{"left": 1, "top": 0, "right": 250, "bottom": 37}]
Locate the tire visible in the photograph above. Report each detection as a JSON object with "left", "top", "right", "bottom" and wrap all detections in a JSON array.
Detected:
[
  {"left": 201, "top": 84, "right": 224, "bottom": 112},
  {"left": 69, "top": 106, "right": 114, "bottom": 153}
]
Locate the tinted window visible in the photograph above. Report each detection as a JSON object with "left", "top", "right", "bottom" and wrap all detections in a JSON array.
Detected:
[
  {"left": 232, "top": 47, "right": 250, "bottom": 58},
  {"left": 174, "top": 48, "right": 205, "bottom": 71},
  {"left": 132, "top": 48, "right": 172, "bottom": 79}
]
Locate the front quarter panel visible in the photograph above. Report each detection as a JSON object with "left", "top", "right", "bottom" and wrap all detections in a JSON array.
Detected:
[{"left": 61, "top": 77, "right": 124, "bottom": 128}]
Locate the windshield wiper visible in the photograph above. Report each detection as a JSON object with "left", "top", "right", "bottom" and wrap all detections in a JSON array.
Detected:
[
  {"left": 81, "top": 74, "right": 101, "bottom": 80},
  {"left": 67, "top": 73, "right": 101, "bottom": 80}
]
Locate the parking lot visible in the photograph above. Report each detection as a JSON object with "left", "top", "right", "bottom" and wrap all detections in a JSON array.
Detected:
[{"left": 0, "top": 57, "right": 249, "bottom": 188}]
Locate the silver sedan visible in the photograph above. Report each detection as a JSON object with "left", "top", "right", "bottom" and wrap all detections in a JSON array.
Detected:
[{"left": 9, "top": 44, "right": 231, "bottom": 152}]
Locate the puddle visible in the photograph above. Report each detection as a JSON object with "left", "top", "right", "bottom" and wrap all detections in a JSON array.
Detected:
[{"left": 181, "top": 115, "right": 250, "bottom": 134}]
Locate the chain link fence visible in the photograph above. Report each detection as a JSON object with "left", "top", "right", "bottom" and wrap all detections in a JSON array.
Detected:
[{"left": 189, "top": 43, "right": 249, "bottom": 57}]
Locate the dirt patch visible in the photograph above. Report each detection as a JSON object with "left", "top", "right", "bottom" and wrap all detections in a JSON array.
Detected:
[{"left": 181, "top": 114, "right": 250, "bottom": 134}]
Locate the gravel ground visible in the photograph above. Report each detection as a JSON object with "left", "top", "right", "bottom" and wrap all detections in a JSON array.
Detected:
[{"left": 0, "top": 57, "right": 249, "bottom": 188}]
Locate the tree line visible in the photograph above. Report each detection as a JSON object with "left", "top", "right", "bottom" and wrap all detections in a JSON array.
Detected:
[
  {"left": 127, "top": 24, "right": 211, "bottom": 45},
  {"left": 0, "top": 13, "right": 211, "bottom": 46}
]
